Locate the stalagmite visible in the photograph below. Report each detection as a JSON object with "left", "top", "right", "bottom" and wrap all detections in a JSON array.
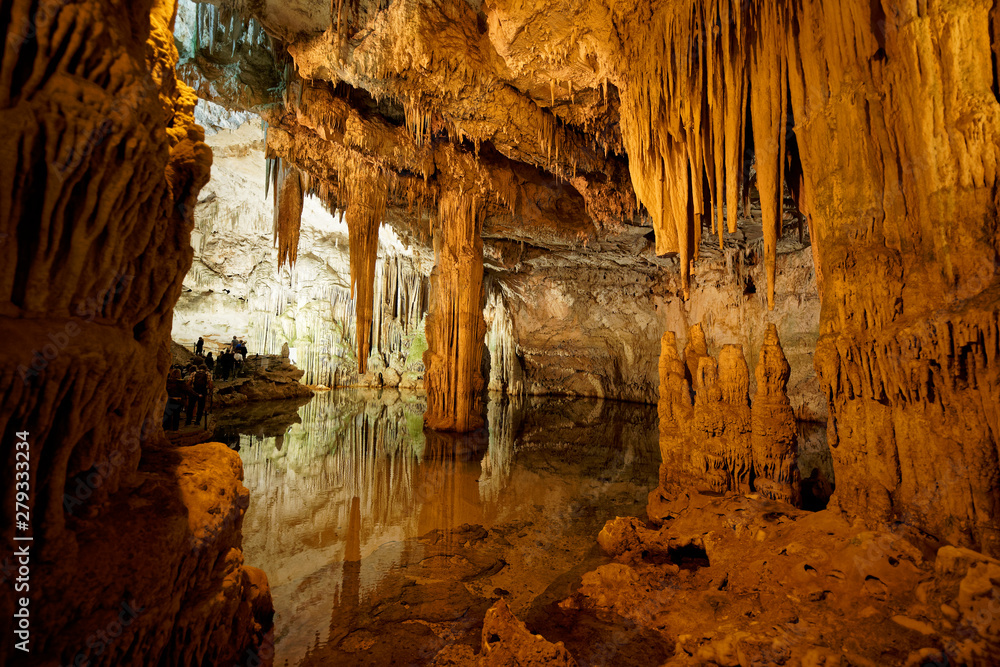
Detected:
[
  {"left": 718, "top": 344, "right": 752, "bottom": 492},
  {"left": 751, "top": 324, "right": 799, "bottom": 505},
  {"left": 658, "top": 330, "right": 688, "bottom": 426},
  {"left": 683, "top": 322, "right": 709, "bottom": 387},
  {"left": 654, "top": 331, "right": 694, "bottom": 498},
  {"left": 692, "top": 356, "right": 729, "bottom": 493},
  {"left": 424, "top": 190, "right": 487, "bottom": 432},
  {"left": 657, "top": 322, "right": 793, "bottom": 503}
]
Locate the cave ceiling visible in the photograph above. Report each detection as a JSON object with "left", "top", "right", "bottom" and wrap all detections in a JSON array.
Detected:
[{"left": 177, "top": 0, "right": 822, "bottom": 293}]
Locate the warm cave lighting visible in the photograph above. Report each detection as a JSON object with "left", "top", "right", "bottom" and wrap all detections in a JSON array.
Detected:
[{"left": 3, "top": 0, "right": 1000, "bottom": 665}]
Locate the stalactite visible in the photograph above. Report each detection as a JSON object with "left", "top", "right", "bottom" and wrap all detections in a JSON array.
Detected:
[
  {"left": 748, "top": 1, "right": 788, "bottom": 310},
  {"left": 484, "top": 279, "right": 524, "bottom": 395},
  {"left": 403, "top": 96, "right": 432, "bottom": 146},
  {"left": 424, "top": 190, "right": 487, "bottom": 432},
  {"left": 273, "top": 162, "right": 303, "bottom": 268},
  {"left": 619, "top": 0, "right": 800, "bottom": 305}
]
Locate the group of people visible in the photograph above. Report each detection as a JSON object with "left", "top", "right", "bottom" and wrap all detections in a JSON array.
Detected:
[
  {"left": 164, "top": 335, "right": 254, "bottom": 431},
  {"left": 164, "top": 356, "right": 214, "bottom": 431},
  {"left": 192, "top": 335, "right": 251, "bottom": 381}
]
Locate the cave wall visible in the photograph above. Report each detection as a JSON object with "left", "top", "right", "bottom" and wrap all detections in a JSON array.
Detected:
[
  {"left": 788, "top": 0, "right": 1000, "bottom": 554},
  {"left": 0, "top": 0, "right": 270, "bottom": 663},
  {"left": 499, "top": 238, "right": 822, "bottom": 417}
]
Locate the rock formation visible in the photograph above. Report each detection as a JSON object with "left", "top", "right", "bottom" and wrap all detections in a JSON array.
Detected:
[
  {"left": 718, "top": 344, "right": 753, "bottom": 493},
  {"left": 171, "top": 111, "right": 432, "bottom": 387},
  {"left": 652, "top": 322, "right": 800, "bottom": 510},
  {"left": 424, "top": 190, "right": 487, "bottom": 431},
  {"left": 0, "top": 0, "right": 271, "bottom": 663},
  {"left": 3, "top": 0, "right": 1000, "bottom": 661},
  {"left": 683, "top": 323, "right": 711, "bottom": 388},
  {"left": 160, "top": 0, "right": 1000, "bottom": 551},
  {"left": 751, "top": 324, "right": 801, "bottom": 505}
]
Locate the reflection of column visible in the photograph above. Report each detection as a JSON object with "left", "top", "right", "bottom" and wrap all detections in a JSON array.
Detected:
[
  {"left": 480, "top": 395, "right": 523, "bottom": 503},
  {"left": 328, "top": 496, "right": 362, "bottom": 648},
  {"left": 423, "top": 190, "right": 486, "bottom": 432},
  {"left": 343, "top": 496, "right": 361, "bottom": 607},
  {"left": 419, "top": 429, "right": 488, "bottom": 537}
]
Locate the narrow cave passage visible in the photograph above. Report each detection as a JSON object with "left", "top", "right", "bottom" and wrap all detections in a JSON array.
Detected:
[{"left": 2, "top": 1, "right": 999, "bottom": 666}]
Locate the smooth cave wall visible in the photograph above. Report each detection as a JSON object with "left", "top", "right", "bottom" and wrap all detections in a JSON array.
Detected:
[{"left": 1, "top": 1, "right": 271, "bottom": 665}]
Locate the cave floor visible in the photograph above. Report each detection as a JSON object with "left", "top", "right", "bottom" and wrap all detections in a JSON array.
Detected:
[{"left": 229, "top": 390, "right": 998, "bottom": 666}]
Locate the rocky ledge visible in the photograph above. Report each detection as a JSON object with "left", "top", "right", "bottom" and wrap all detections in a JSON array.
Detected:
[
  {"left": 36, "top": 441, "right": 273, "bottom": 666},
  {"left": 587, "top": 493, "right": 1000, "bottom": 666},
  {"left": 213, "top": 354, "right": 315, "bottom": 409}
]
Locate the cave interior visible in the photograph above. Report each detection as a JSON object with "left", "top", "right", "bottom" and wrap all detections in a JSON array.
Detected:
[{"left": 2, "top": 0, "right": 1000, "bottom": 665}]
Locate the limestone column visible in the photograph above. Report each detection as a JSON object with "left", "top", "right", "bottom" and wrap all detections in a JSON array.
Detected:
[{"left": 423, "top": 190, "right": 486, "bottom": 432}]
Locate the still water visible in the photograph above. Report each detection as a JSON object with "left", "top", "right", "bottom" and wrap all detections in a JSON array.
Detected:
[{"left": 230, "top": 389, "right": 663, "bottom": 666}]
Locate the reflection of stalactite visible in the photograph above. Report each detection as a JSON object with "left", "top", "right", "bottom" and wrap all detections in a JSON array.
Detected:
[
  {"left": 480, "top": 395, "right": 523, "bottom": 504},
  {"left": 424, "top": 191, "right": 487, "bottom": 432},
  {"left": 239, "top": 391, "right": 428, "bottom": 530}
]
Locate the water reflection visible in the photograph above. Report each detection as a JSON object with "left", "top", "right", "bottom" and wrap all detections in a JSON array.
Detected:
[{"left": 237, "top": 389, "right": 659, "bottom": 666}]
